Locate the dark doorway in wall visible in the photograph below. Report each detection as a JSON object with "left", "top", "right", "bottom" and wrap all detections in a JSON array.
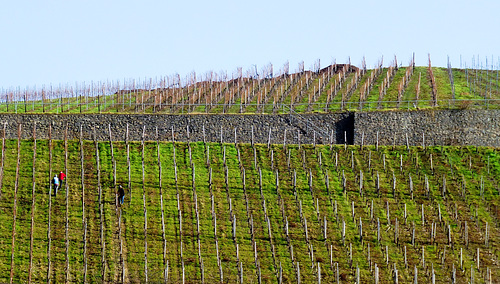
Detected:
[{"left": 335, "top": 113, "right": 354, "bottom": 144}]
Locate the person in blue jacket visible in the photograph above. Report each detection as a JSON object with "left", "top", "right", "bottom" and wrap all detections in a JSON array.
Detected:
[{"left": 52, "top": 175, "right": 60, "bottom": 195}]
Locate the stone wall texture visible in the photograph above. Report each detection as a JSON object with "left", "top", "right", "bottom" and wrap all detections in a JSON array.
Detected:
[
  {"left": 0, "top": 113, "right": 352, "bottom": 144},
  {"left": 0, "top": 109, "right": 497, "bottom": 146},
  {"left": 354, "top": 109, "right": 500, "bottom": 147}
]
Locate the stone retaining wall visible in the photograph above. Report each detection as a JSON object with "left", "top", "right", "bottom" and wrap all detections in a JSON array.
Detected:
[
  {"left": 354, "top": 109, "right": 500, "bottom": 147},
  {"left": 0, "top": 110, "right": 497, "bottom": 146},
  {"left": 0, "top": 113, "right": 352, "bottom": 144}
]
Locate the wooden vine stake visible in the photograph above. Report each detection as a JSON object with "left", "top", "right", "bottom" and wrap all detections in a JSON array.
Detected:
[
  {"left": 296, "top": 261, "right": 300, "bottom": 284},
  {"left": 156, "top": 128, "right": 168, "bottom": 282},
  {"left": 0, "top": 123, "right": 6, "bottom": 197},
  {"left": 28, "top": 123, "right": 37, "bottom": 283},
  {"left": 108, "top": 125, "right": 116, "bottom": 200},
  {"left": 141, "top": 126, "right": 149, "bottom": 282},
  {"left": 64, "top": 124, "right": 70, "bottom": 282},
  {"left": 110, "top": 124, "right": 125, "bottom": 281},
  {"left": 416, "top": 72, "right": 421, "bottom": 105},
  {"left": 94, "top": 126, "right": 106, "bottom": 280},
  {"left": 172, "top": 140, "right": 185, "bottom": 283},
  {"left": 191, "top": 166, "right": 202, "bottom": 279},
  {"left": 126, "top": 124, "right": 131, "bottom": 202},
  {"left": 9, "top": 124, "right": 21, "bottom": 284},
  {"left": 428, "top": 54, "right": 438, "bottom": 106},
  {"left": 47, "top": 124, "right": 53, "bottom": 282},
  {"left": 485, "top": 222, "right": 489, "bottom": 247},
  {"left": 80, "top": 125, "right": 88, "bottom": 283}
]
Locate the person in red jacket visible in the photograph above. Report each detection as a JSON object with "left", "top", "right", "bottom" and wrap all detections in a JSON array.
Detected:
[{"left": 59, "top": 171, "right": 66, "bottom": 186}]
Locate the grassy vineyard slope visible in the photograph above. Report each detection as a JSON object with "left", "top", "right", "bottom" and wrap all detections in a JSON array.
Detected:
[
  {"left": 0, "top": 138, "right": 498, "bottom": 283},
  {"left": 2, "top": 64, "right": 500, "bottom": 114}
]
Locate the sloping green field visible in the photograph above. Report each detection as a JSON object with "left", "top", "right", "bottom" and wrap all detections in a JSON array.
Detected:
[
  {"left": 3, "top": 66, "right": 500, "bottom": 114},
  {"left": 0, "top": 138, "right": 498, "bottom": 283}
]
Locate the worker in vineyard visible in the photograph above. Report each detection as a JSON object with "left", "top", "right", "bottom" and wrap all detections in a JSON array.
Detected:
[
  {"left": 59, "top": 171, "right": 66, "bottom": 186},
  {"left": 52, "top": 175, "right": 60, "bottom": 195},
  {"left": 117, "top": 185, "right": 125, "bottom": 205}
]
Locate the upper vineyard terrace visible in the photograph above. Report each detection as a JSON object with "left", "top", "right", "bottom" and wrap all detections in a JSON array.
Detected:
[{"left": 1, "top": 61, "right": 499, "bottom": 114}]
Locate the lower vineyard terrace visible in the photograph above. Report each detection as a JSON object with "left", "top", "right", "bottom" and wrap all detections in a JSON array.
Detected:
[{"left": 0, "top": 138, "right": 498, "bottom": 283}]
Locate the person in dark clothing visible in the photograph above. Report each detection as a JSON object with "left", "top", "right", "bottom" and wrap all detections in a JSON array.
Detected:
[{"left": 117, "top": 185, "right": 125, "bottom": 205}]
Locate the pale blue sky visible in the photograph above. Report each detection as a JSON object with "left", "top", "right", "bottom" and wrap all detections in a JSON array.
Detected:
[{"left": 1, "top": 0, "right": 498, "bottom": 89}]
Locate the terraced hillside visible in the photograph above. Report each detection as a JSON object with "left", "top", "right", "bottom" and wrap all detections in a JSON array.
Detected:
[
  {"left": 0, "top": 132, "right": 498, "bottom": 283},
  {"left": 2, "top": 59, "right": 500, "bottom": 114}
]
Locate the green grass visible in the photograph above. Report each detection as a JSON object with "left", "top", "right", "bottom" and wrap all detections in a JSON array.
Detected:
[{"left": 0, "top": 139, "right": 498, "bottom": 282}]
